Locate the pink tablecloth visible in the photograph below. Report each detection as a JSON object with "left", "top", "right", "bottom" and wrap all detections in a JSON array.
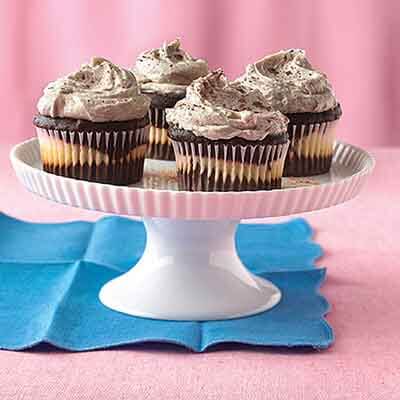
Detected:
[{"left": 0, "top": 143, "right": 399, "bottom": 400}]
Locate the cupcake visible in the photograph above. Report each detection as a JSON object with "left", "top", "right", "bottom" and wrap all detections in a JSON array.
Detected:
[
  {"left": 166, "top": 70, "right": 289, "bottom": 191},
  {"left": 134, "top": 39, "right": 209, "bottom": 161},
  {"left": 33, "top": 57, "right": 151, "bottom": 185},
  {"left": 236, "top": 49, "right": 342, "bottom": 176}
]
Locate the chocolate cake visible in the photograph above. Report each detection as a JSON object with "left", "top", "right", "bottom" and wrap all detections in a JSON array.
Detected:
[
  {"left": 33, "top": 57, "right": 151, "bottom": 185},
  {"left": 140, "top": 86, "right": 186, "bottom": 160},
  {"left": 236, "top": 49, "right": 342, "bottom": 176},
  {"left": 169, "top": 128, "right": 288, "bottom": 191},
  {"left": 134, "top": 39, "right": 209, "bottom": 161},
  {"left": 166, "top": 70, "right": 289, "bottom": 192},
  {"left": 284, "top": 104, "right": 342, "bottom": 176}
]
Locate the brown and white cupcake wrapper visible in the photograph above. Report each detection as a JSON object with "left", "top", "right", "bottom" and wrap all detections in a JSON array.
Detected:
[
  {"left": 284, "top": 120, "right": 337, "bottom": 177},
  {"left": 147, "top": 107, "right": 175, "bottom": 161},
  {"left": 170, "top": 140, "right": 289, "bottom": 191},
  {"left": 36, "top": 126, "right": 148, "bottom": 185}
]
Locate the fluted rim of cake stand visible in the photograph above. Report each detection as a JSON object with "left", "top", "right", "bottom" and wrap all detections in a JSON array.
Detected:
[{"left": 10, "top": 138, "right": 374, "bottom": 220}]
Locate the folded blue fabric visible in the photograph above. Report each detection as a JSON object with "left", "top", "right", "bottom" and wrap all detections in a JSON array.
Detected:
[{"left": 0, "top": 213, "right": 332, "bottom": 352}]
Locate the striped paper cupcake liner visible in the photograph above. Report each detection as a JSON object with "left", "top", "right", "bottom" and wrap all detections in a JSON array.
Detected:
[
  {"left": 284, "top": 120, "right": 337, "bottom": 177},
  {"left": 170, "top": 139, "right": 289, "bottom": 192},
  {"left": 147, "top": 107, "right": 175, "bottom": 161},
  {"left": 36, "top": 126, "right": 148, "bottom": 185}
]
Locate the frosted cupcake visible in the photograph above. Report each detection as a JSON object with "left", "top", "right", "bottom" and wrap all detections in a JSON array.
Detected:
[
  {"left": 134, "top": 39, "right": 209, "bottom": 160},
  {"left": 166, "top": 70, "right": 289, "bottom": 191},
  {"left": 236, "top": 49, "right": 342, "bottom": 176},
  {"left": 33, "top": 57, "right": 151, "bottom": 185}
]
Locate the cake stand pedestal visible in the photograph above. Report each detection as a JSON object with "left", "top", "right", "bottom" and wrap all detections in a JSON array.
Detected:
[
  {"left": 100, "top": 218, "right": 281, "bottom": 320},
  {"left": 11, "top": 139, "right": 374, "bottom": 321}
]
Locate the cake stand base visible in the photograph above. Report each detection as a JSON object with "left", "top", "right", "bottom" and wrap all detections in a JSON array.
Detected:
[{"left": 99, "top": 218, "right": 281, "bottom": 321}]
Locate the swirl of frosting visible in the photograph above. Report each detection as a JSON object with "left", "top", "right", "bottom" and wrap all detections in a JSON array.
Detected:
[
  {"left": 134, "top": 39, "right": 209, "bottom": 91},
  {"left": 236, "top": 49, "right": 338, "bottom": 113},
  {"left": 37, "top": 57, "right": 150, "bottom": 122},
  {"left": 166, "top": 69, "right": 288, "bottom": 141}
]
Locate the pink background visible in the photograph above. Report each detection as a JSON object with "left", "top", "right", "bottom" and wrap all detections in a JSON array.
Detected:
[
  {"left": 1, "top": 0, "right": 400, "bottom": 147},
  {"left": 1, "top": 2, "right": 400, "bottom": 397}
]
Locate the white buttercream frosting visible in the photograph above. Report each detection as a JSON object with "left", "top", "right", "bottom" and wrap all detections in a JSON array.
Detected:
[
  {"left": 166, "top": 69, "right": 288, "bottom": 141},
  {"left": 134, "top": 39, "right": 209, "bottom": 95},
  {"left": 37, "top": 57, "right": 150, "bottom": 122},
  {"left": 236, "top": 49, "right": 338, "bottom": 113}
]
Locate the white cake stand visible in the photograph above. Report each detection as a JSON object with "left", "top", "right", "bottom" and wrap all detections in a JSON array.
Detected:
[{"left": 10, "top": 139, "right": 374, "bottom": 321}]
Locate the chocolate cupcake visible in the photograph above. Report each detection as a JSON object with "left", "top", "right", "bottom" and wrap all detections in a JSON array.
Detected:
[
  {"left": 134, "top": 39, "right": 209, "bottom": 161},
  {"left": 33, "top": 57, "right": 151, "bottom": 185},
  {"left": 166, "top": 70, "right": 289, "bottom": 191},
  {"left": 236, "top": 49, "right": 342, "bottom": 176}
]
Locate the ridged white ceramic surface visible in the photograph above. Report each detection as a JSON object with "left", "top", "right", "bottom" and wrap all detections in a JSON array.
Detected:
[{"left": 10, "top": 138, "right": 374, "bottom": 220}]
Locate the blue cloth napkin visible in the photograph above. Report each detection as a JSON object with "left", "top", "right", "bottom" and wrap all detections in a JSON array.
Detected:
[{"left": 0, "top": 213, "right": 332, "bottom": 352}]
